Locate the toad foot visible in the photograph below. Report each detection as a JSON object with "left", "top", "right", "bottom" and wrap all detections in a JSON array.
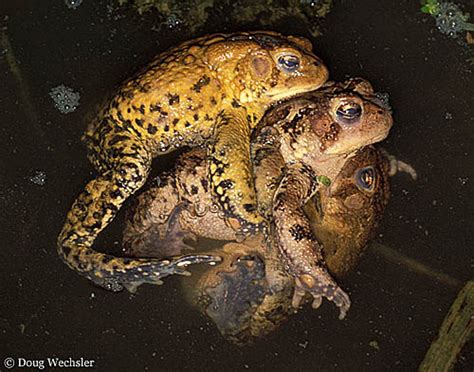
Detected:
[{"left": 291, "top": 270, "right": 351, "bottom": 320}]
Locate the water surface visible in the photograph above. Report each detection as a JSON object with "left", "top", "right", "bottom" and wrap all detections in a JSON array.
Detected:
[{"left": 1, "top": 0, "right": 472, "bottom": 370}]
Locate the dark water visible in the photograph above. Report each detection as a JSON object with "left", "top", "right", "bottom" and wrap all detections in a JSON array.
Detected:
[{"left": 1, "top": 0, "right": 473, "bottom": 370}]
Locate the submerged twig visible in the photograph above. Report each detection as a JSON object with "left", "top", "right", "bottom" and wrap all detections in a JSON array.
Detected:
[
  {"left": 419, "top": 281, "right": 474, "bottom": 371},
  {"left": 0, "top": 27, "right": 44, "bottom": 140},
  {"left": 369, "top": 242, "right": 463, "bottom": 288}
]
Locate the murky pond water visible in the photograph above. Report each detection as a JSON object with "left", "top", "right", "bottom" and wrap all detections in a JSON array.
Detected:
[{"left": 1, "top": 0, "right": 472, "bottom": 370}]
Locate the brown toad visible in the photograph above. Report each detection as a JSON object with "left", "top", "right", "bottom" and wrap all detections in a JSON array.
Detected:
[
  {"left": 123, "top": 78, "right": 393, "bottom": 317},
  {"left": 182, "top": 145, "right": 392, "bottom": 344}
]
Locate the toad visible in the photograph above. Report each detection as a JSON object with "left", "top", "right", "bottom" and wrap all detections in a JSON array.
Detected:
[
  {"left": 182, "top": 145, "right": 392, "bottom": 344},
  {"left": 57, "top": 31, "right": 328, "bottom": 290},
  {"left": 123, "top": 78, "right": 393, "bottom": 317}
]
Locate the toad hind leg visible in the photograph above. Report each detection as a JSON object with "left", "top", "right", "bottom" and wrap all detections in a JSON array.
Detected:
[
  {"left": 58, "top": 135, "right": 219, "bottom": 291},
  {"left": 272, "top": 163, "right": 351, "bottom": 320},
  {"left": 209, "top": 109, "right": 265, "bottom": 235}
]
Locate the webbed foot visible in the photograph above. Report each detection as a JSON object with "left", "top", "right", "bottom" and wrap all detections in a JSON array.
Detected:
[
  {"left": 89, "top": 254, "right": 222, "bottom": 293},
  {"left": 291, "top": 269, "right": 351, "bottom": 320}
]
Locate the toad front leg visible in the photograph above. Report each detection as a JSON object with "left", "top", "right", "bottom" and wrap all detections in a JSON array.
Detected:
[
  {"left": 272, "top": 163, "right": 351, "bottom": 319},
  {"left": 58, "top": 133, "right": 219, "bottom": 292},
  {"left": 209, "top": 109, "right": 266, "bottom": 235}
]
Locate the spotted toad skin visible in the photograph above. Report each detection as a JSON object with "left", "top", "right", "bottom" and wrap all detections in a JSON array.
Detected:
[
  {"left": 57, "top": 31, "right": 328, "bottom": 290},
  {"left": 123, "top": 78, "right": 393, "bottom": 317},
  {"left": 261, "top": 78, "right": 392, "bottom": 318}
]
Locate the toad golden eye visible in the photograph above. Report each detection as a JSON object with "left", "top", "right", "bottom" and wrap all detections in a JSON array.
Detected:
[
  {"left": 336, "top": 102, "right": 362, "bottom": 124},
  {"left": 277, "top": 54, "right": 300, "bottom": 73},
  {"left": 356, "top": 166, "right": 376, "bottom": 191}
]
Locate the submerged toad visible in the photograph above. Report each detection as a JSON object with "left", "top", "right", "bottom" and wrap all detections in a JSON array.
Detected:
[
  {"left": 182, "top": 145, "right": 392, "bottom": 344},
  {"left": 304, "top": 146, "right": 391, "bottom": 277},
  {"left": 123, "top": 78, "right": 393, "bottom": 317},
  {"left": 57, "top": 31, "right": 328, "bottom": 290}
]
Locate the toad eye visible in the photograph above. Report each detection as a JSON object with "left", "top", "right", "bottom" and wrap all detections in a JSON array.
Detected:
[
  {"left": 277, "top": 54, "right": 300, "bottom": 73},
  {"left": 336, "top": 102, "right": 362, "bottom": 124},
  {"left": 356, "top": 166, "right": 376, "bottom": 191}
]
